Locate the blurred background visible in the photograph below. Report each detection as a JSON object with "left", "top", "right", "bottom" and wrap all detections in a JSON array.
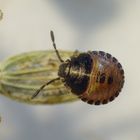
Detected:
[{"left": 0, "top": 0, "right": 139, "bottom": 140}]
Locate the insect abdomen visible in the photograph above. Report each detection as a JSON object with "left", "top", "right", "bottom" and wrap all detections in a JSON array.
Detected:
[{"left": 80, "top": 51, "right": 124, "bottom": 105}]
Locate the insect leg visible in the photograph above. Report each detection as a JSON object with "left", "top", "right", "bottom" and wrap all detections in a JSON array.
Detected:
[
  {"left": 50, "top": 30, "right": 64, "bottom": 63},
  {"left": 31, "top": 77, "right": 60, "bottom": 99}
]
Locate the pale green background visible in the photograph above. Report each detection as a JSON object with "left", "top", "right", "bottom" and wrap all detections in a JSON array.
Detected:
[{"left": 0, "top": 0, "right": 139, "bottom": 140}]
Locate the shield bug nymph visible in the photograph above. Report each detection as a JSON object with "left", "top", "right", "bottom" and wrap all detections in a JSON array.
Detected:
[{"left": 31, "top": 31, "right": 124, "bottom": 105}]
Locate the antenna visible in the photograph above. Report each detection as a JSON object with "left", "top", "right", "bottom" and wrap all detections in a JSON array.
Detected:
[
  {"left": 50, "top": 30, "right": 64, "bottom": 63},
  {"left": 31, "top": 77, "right": 60, "bottom": 99}
]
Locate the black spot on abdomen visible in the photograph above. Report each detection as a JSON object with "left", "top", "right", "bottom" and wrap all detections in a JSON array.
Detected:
[
  {"left": 108, "top": 76, "right": 113, "bottom": 84},
  {"left": 99, "top": 73, "right": 106, "bottom": 83}
]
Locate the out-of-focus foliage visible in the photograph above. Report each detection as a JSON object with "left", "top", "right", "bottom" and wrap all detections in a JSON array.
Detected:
[
  {"left": 0, "top": 9, "right": 3, "bottom": 21},
  {"left": 0, "top": 51, "right": 79, "bottom": 104}
]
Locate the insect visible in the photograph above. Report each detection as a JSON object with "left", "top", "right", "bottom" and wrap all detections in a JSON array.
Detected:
[{"left": 32, "top": 31, "right": 125, "bottom": 105}]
